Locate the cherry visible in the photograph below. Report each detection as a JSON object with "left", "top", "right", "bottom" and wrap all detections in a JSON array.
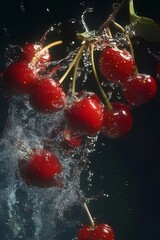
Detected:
[
  {"left": 20, "top": 42, "right": 51, "bottom": 67},
  {"left": 18, "top": 148, "right": 62, "bottom": 188},
  {"left": 29, "top": 77, "right": 66, "bottom": 113},
  {"left": 63, "top": 128, "right": 83, "bottom": 148},
  {"left": 77, "top": 91, "right": 101, "bottom": 103},
  {"left": 123, "top": 74, "right": 157, "bottom": 107},
  {"left": 64, "top": 93, "right": 104, "bottom": 136},
  {"left": 77, "top": 223, "right": 115, "bottom": 240},
  {"left": 102, "top": 102, "right": 133, "bottom": 138},
  {"left": 3, "top": 61, "right": 38, "bottom": 95},
  {"left": 99, "top": 46, "right": 135, "bottom": 83}
]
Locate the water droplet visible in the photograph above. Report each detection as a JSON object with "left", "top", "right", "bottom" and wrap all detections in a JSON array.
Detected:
[
  {"left": 124, "top": 181, "right": 129, "bottom": 186},
  {"left": 20, "top": 1, "right": 25, "bottom": 12},
  {"left": 70, "top": 41, "right": 75, "bottom": 46},
  {"left": 112, "top": 3, "right": 120, "bottom": 11},
  {"left": 128, "top": 208, "right": 132, "bottom": 214},
  {"left": 80, "top": 1, "right": 85, "bottom": 6},
  {"left": 101, "top": 142, "right": 106, "bottom": 147},
  {"left": 117, "top": 191, "right": 122, "bottom": 196},
  {"left": 68, "top": 18, "right": 76, "bottom": 24}
]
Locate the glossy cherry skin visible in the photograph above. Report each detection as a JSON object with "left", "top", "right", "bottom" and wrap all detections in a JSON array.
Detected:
[
  {"left": 99, "top": 47, "right": 135, "bottom": 83},
  {"left": 18, "top": 149, "right": 62, "bottom": 188},
  {"left": 102, "top": 102, "right": 133, "bottom": 138},
  {"left": 64, "top": 94, "right": 104, "bottom": 136},
  {"left": 3, "top": 61, "right": 38, "bottom": 95},
  {"left": 77, "top": 224, "right": 115, "bottom": 240},
  {"left": 63, "top": 128, "right": 83, "bottom": 148},
  {"left": 29, "top": 78, "right": 66, "bottom": 113},
  {"left": 20, "top": 43, "right": 51, "bottom": 66},
  {"left": 123, "top": 74, "right": 157, "bottom": 107}
]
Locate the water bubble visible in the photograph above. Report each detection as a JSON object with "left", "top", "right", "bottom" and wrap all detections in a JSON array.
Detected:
[
  {"left": 101, "top": 142, "right": 106, "bottom": 147},
  {"left": 112, "top": 3, "right": 120, "bottom": 11},
  {"left": 57, "top": 22, "right": 62, "bottom": 27},
  {"left": 80, "top": 1, "right": 85, "bottom": 6},
  {"left": 68, "top": 19, "right": 76, "bottom": 24},
  {"left": 3, "top": 27, "right": 8, "bottom": 33},
  {"left": 127, "top": 208, "right": 132, "bottom": 214},
  {"left": 70, "top": 41, "right": 75, "bottom": 46},
  {"left": 124, "top": 181, "right": 129, "bottom": 187},
  {"left": 0, "top": 91, "right": 98, "bottom": 239},
  {"left": 20, "top": 1, "right": 25, "bottom": 12},
  {"left": 117, "top": 191, "right": 122, "bottom": 196}
]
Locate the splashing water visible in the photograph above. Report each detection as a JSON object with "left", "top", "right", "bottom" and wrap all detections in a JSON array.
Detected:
[
  {"left": 0, "top": 91, "right": 97, "bottom": 239},
  {"left": 0, "top": 7, "right": 138, "bottom": 238}
]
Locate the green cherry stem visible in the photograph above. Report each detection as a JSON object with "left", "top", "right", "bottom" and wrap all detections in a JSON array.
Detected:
[
  {"left": 105, "top": 27, "right": 113, "bottom": 38},
  {"left": 83, "top": 202, "right": 95, "bottom": 229},
  {"left": 59, "top": 42, "right": 87, "bottom": 85},
  {"left": 30, "top": 40, "right": 63, "bottom": 65},
  {"left": 111, "top": 20, "right": 138, "bottom": 75},
  {"left": 96, "top": 0, "right": 127, "bottom": 35},
  {"left": 90, "top": 43, "right": 112, "bottom": 110},
  {"left": 72, "top": 51, "right": 82, "bottom": 96}
]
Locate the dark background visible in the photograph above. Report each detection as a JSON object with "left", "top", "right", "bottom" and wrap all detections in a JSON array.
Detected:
[{"left": 0, "top": 0, "right": 160, "bottom": 239}]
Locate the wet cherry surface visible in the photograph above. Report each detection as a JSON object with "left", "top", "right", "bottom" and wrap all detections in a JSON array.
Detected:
[{"left": 0, "top": 1, "right": 160, "bottom": 240}]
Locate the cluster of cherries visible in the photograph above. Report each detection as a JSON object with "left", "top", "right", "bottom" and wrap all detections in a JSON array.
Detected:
[{"left": 1, "top": 19, "right": 158, "bottom": 238}]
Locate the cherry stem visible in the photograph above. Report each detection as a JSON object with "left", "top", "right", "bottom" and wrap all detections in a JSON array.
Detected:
[
  {"left": 105, "top": 27, "right": 113, "bottom": 38},
  {"left": 90, "top": 43, "right": 112, "bottom": 110},
  {"left": 96, "top": 0, "right": 127, "bottom": 35},
  {"left": 72, "top": 52, "right": 82, "bottom": 96},
  {"left": 111, "top": 20, "right": 139, "bottom": 75},
  {"left": 83, "top": 202, "right": 95, "bottom": 229},
  {"left": 30, "top": 40, "right": 63, "bottom": 65},
  {"left": 59, "top": 42, "right": 87, "bottom": 85}
]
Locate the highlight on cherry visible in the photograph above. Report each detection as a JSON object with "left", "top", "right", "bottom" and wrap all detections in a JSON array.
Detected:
[{"left": 1, "top": 0, "right": 160, "bottom": 239}]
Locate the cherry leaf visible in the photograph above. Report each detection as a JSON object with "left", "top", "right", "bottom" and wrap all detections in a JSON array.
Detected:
[{"left": 129, "top": 0, "right": 160, "bottom": 42}]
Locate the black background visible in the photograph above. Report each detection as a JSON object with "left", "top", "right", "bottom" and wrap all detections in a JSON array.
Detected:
[{"left": 0, "top": 0, "right": 160, "bottom": 239}]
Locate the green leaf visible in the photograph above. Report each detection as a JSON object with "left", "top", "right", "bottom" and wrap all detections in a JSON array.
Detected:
[
  {"left": 129, "top": 0, "right": 138, "bottom": 22},
  {"left": 129, "top": 0, "right": 160, "bottom": 42}
]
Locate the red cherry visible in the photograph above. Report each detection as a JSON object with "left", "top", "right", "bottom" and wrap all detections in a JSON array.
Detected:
[
  {"left": 20, "top": 43, "right": 51, "bottom": 66},
  {"left": 77, "top": 224, "right": 115, "bottom": 240},
  {"left": 123, "top": 74, "right": 157, "bottom": 107},
  {"left": 18, "top": 148, "right": 62, "bottom": 188},
  {"left": 64, "top": 94, "right": 104, "bottom": 136},
  {"left": 63, "top": 128, "right": 83, "bottom": 148},
  {"left": 99, "top": 47, "right": 135, "bottom": 83},
  {"left": 3, "top": 61, "right": 38, "bottom": 95},
  {"left": 29, "top": 77, "right": 66, "bottom": 113},
  {"left": 102, "top": 102, "right": 133, "bottom": 138},
  {"left": 77, "top": 91, "right": 101, "bottom": 103}
]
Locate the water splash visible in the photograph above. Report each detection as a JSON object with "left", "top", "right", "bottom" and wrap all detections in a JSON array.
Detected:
[
  {"left": 0, "top": 7, "right": 134, "bottom": 238},
  {"left": 0, "top": 93, "right": 97, "bottom": 239}
]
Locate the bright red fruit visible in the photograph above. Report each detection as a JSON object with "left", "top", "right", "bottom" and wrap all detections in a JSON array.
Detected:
[
  {"left": 63, "top": 128, "right": 83, "bottom": 148},
  {"left": 64, "top": 94, "right": 104, "bottom": 136},
  {"left": 99, "top": 47, "right": 135, "bottom": 83},
  {"left": 77, "top": 224, "right": 115, "bottom": 240},
  {"left": 77, "top": 91, "right": 101, "bottom": 103},
  {"left": 3, "top": 61, "right": 38, "bottom": 95},
  {"left": 123, "top": 74, "right": 157, "bottom": 107},
  {"left": 20, "top": 43, "right": 51, "bottom": 66},
  {"left": 29, "top": 78, "right": 66, "bottom": 113},
  {"left": 18, "top": 148, "right": 62, "bottom": 188},
  {"left": 102, "top": 102, "right": 133, "bottom": 138}
]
